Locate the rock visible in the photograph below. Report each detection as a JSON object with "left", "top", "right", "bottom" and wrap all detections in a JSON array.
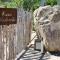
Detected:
[{"left": 34, "top": 5, "right": 60, "bottom": 51}]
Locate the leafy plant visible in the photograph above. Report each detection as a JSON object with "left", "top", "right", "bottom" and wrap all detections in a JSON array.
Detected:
[
  {"left": 4, "top": 2, "right": 17, "bottom": 8},
  {"left": 0, "top": 0, "right": 40, "bottom": 11},
  {"left": 46, "top": 0, "right": 57, "bottom": 6},
  {"left": 23, "top": 0, "right": 40, "bottom": 11},
  {"left": 11, "top": 0, "right": 23, "bottom": 8}
]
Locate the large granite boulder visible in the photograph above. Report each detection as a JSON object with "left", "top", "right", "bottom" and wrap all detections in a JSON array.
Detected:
[{"left": 34, "top": 5, "right": 60, "bottom": 51}]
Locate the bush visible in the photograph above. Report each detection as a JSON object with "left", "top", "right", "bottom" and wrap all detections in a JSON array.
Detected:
[
  {"left": 46, "top": 0, "right": 57, "bottom": 6},
  {"left": 23, "top": 0, "right": 40, "bottom": 12}
]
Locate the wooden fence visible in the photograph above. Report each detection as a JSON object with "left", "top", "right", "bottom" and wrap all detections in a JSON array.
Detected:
[{"left": 0, "top": 8, "right": 32, "bottom": 60}]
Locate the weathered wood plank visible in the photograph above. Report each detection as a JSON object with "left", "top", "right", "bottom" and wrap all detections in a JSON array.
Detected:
[{"left": 0, "top": 8, "right": 32, "bottom": 60}]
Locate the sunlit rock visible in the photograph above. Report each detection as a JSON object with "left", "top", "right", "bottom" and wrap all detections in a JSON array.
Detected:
[{"left": 34, "top": 5, "right": 60, "bottom": 51}]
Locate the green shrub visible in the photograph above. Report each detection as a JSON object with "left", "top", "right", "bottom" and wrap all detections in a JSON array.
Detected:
[
  {"left": 23, "top": 0, "right": 40, "bottom": 12},
  {"left": 46, "top": 0, "right": 57, "bottom": 6}
]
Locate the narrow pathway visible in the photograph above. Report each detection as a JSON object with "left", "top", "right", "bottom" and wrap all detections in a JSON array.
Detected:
[
  {"left": 20, "top": 49, "right": 60, "bottom": 60},
  {"left": 20, "top": 48, "right": 41, "bottom": 60},
  {"left": 19, "top": 31, "right": 60, "bottom": 60}
]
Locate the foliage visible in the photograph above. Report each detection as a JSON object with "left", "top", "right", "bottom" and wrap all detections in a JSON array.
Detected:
[
  {"left": 46, "top": 0, "right": 57, "bottom": 6},
  {"left": 0, "top": 0, "right": 23, "bottom": 8},
  {"left": 11, "top": 0, "right": 23, "bottom": 8},
  {"left": 4, "top": 2, "right": 17, "bottom": 8},
  {"left": 23, "top": 0, "right": 33, "bottom": 11},
  {"left": 0, "top": 0, "right": 40, "bottom": 11},
  {"left": 33, "top": 0, "right": 40, "bottom": 11},
  {"left": 1, "top": 0, "right": 11, "bottom": 2},
  {"left": 23, "top": 0, "right": 40, "bottom": 11}
]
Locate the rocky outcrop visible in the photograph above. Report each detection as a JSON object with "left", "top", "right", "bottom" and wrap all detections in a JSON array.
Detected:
[{"left": 34, "top": 5, "right": 60, "bottom": 51}]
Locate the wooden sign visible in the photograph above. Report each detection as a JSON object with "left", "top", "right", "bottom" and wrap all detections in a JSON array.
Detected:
[{"left": 0, "top": 8, "right": 17, "bottom": 25}]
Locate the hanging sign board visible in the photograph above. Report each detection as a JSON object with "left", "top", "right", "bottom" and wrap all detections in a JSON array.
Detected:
[{"left": 0, "top": 8, "right": 17, "bottom": 25}]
